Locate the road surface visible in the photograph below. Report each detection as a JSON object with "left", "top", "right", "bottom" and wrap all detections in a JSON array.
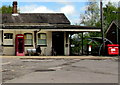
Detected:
[{"left": 1, "top": 57, "right": 118, "bottom": 83}]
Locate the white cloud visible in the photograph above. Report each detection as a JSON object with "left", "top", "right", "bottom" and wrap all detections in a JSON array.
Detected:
[
  {"left": 103, "top": 0, "right": 119, "bottom": 7},
  {"left": 1, "top": 0, "right": 119, "bottom": 2},
  {"left": 60, "top": 5, "right": 75, "bottom": 15},
  {"left": 80, "top": 0, "right": 119, "bottom": 12},
  {"left": 32, "top": 6, "right": 55, "bottom": 13},
  {"left": 20, "top": 4, "right": 75, "bottom": 15},
  {"left": 103, "top": 0, "right": 119, "bottom": 2},
  {"left": 72, "top": 18, "right": 81, "bottom": 24},
  {"left": 1, "top": 0, "right": 88, "bottom": 2},
  {"left": 20, "top": 5, "right": 37, "bottom": 13},
  {"left": 20, "top": 5, "right": 55, "bottom": 13}
]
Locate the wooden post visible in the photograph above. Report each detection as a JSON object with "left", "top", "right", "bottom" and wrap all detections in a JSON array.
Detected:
[
  {"left": 82, "top": 32, "right": 84, "bottom": 55},
  {"left": 69, "top": 33, "right": 72, "bottom": 56}
]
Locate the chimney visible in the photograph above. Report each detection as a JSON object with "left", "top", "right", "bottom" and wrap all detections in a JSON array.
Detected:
[{"left": 12, "top": 1, "right": 18, "bottom": 14}]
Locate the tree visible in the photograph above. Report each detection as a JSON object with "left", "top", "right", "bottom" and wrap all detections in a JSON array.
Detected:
[
  {"left": 71, "top": 1, "right": 119, "bottom": 56},
  {"left": 80, "top": 0, "right": 100, "bottom": 27},
  {"left": 80, "top": 1, "right": 118, "bottom": 37},
  {"left": 103, "top": 2, "right": 118, "bottom": 32},
  {"left": 0, "top": 5, "right": 13, "bottom": 13},
  {"left": 80, "top": 0, "right": 102, "bottom": 37}
]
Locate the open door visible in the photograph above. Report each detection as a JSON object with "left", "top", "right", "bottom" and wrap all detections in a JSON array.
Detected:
[{"left": 15, "top": 34, "right": 25, "bottom": 56}]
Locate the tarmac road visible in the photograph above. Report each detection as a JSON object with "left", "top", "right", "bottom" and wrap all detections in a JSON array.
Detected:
[{"left": 1, "top": 56, "right": 118, "bottom": 83}]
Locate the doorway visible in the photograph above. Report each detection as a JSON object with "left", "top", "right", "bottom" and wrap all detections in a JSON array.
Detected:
[{"left": 52, "top": 32, "right": 64, "bottom": 55}]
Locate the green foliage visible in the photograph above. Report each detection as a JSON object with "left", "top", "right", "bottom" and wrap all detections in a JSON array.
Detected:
[
  {"left": 72, "top": 1, "right": 118, "bottom": 55},
  {"left": 71, "top": 38, "right": 81, "bottom": 55},
  {"left": 89, "top": 32, "right": 102, "bottom": 37},
  {"left": 0, "top": 5, "right": 13, "bottom": 13},
  {"left": 71, "top": 33, "right": 101, "bottom": 55},
  {"left": 80, "top": 0, "right": 101, "bottom": 37},
  {"left": 103, "top": 2, "right": 118, "bottom": 31},
  {"left": 80, "top": 1, "right": 118, "bottom": 37},
  {"left": 80, "top": 1, "right": 100, "bottom": 27}
]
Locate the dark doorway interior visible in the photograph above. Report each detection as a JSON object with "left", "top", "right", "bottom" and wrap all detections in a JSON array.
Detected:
[
  {"left": 52, "top": 32, "right": 64, "bottom": 55},
  {"left": 18, "top": 38, "right": 24, "bottom": 53}
]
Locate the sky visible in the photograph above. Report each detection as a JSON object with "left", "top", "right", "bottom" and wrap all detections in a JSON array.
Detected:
[{"left": 0, "top": 0, "right": 119, "bottom": 25}]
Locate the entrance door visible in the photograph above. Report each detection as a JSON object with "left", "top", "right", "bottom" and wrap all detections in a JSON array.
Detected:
[{"left": 52, "top": 32, "right": 64, "bottom": 55}]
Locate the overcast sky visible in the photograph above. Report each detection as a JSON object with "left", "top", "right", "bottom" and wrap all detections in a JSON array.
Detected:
[{"left": 1, "top": 0, "right": 119, "bottom": 25}]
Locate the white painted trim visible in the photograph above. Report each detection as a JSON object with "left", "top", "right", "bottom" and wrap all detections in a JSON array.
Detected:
[
  {"left": 0, "top": 29, "right": 101, "bottom": 32},
  {"left": 41, "top": 29, "right": 101, "bottom": 32},
  {"left": 105, "top": 21, "right": 117, "bottom": 34},
  {"left": 0, "top": 29, "right": 40, "bottom": 31}
]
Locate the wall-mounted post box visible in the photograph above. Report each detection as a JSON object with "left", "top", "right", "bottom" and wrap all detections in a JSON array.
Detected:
[{"left": 107, "top": 44, "right": 119, "bottom": 55}]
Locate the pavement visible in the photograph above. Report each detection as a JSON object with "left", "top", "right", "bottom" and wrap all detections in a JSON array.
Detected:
[{"left": 0, "top": 55, "right": 119, "bottom": 60}]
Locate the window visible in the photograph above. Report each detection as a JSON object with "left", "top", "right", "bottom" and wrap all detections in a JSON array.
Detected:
[
  {"left": 4, "top": 33, "right": 13, "bottom": 45},
  {"left": 38, "top": 33, "right": 47, "bottom": 45},
  {"left": 24, "top": 33, "right": 33, "bottom": 45},
  {"left": 4, "top": 33, "right": 13, "bottom": 39}
]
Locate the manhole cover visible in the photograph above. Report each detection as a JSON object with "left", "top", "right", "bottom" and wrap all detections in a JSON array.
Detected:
[{"left": 34, "top": 69, "right": 56, "bottom": 72}]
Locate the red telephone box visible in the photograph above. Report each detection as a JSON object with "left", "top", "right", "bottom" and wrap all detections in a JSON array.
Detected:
[{"left": 15, "top": 34, "right": 25, "bottom": 56}]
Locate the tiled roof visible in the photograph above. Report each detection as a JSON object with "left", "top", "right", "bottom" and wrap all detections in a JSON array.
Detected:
[{"left": 2, "top": 13, "right": 70, "bottom": 24}]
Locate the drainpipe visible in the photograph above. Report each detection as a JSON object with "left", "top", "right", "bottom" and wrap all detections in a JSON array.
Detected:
[
  {"left": 34, "top": 29, "right": 41, "bottom": 48},
  {"left": 34, "top": 31, "right": 37, "bottom": 48}
]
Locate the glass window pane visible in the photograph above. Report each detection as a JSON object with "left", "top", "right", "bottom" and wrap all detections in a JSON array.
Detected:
[
  {"left": 24, "top": 33, "right": 33, "bottom": 45},
  {"left": 38, "top": 33, "right": 47, "bottom": 45},
  {"left": 38, "top": 39, "right": 46, "bottom": 45},
  {"left": 4, "top": 33, "right": 13, "bottom": 45},
  {"left": 41, "top": 34, "right": 46, "bottom": 39},
  {"left": 38, "top": 33, "right": 46, "bottom": 39},
  {"left": 25, "top": 39, "right": 32, "bottom": 45},
  {"left": 10, "top": 34, "right": 13, "bottom": 39},
  {"left": 26, "top": 34, "right": 32, "bottom": 39},
  {"left": 4, "top": 33, "right": 13, "bottom": 39}
]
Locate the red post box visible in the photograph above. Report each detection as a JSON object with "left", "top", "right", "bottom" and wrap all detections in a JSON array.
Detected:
[
  {"left": 15, "top": 34, "right": 25, "bottom": 56},
  {"left": 107, "top": 44, "right": 119, "bottom": 55}
]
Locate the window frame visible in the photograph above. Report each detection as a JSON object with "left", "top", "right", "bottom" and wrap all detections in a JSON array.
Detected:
[
  {"left": 24, "top": 33, "right": 33, "bottom": 46},
  {"left": 37, "top": 33, "right": 47, "bottom": 46},
  {"left": 3, "top": 33, "right": 13, "bottom": 46}
]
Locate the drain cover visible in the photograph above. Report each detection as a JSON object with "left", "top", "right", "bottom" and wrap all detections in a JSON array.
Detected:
[{"left": 34, "top": 69, "right": 56, "bottom": 72}]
